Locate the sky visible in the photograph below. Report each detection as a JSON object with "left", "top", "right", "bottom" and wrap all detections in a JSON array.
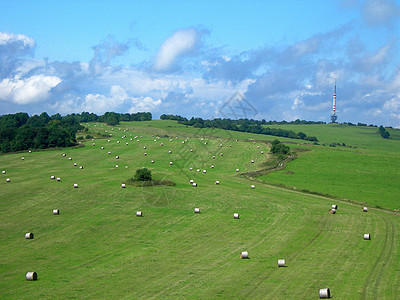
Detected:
[{"left": 0, "top": 0, "right": 400, "bottom": 127}]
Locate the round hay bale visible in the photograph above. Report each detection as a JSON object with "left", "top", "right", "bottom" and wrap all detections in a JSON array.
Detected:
[
  {"left": 73, "top": 163, "right": 77, "bottom": 166},
  {"left": 144, "top": 153, "right": 147, "bottom": 156},
  {"left": 190, "top": 149, "right": 193, "bottom": 152},
  {"left": 107, "top": 152, "right": 111, "bottom": 154},
  {"left": 108, "top": 140, "right": 110, "bottom": 142},
  {"left": 79, "top": 166, "right": 83, "bottom": 169},
  {"left": 189, "top": 167, "right": 193, "bottom": 171},
  {"left": 26, "top": 272, "right": 37, "bottom": 281},
  {"left": 2, "top": 170, "right": 6, "bottom": 174},
  {"left": 197, "top": 169, "right": 200, "bottom": 172},
  {"left": 92, "top": 143, "right": 95, "bottom": 146},
  {"left": 364, "top": 234, "right": 370, "bottom": 240},
  {"left": 257, "top": 146, "right": 260, "bottom": 149},
  {"left": 50, "top": 176, "right": 55, "bottom": 179},
  {"left": 101, "top": 147, "right": 104, "bottom": 150},
  {"left": 21, "top": 157, "right": 25, "bottom": 160},
  {"left": 212, "top": 156, "right": 215, "bottom": 159},
  {"left": 215, "top": 180, "right": 220, "bottom": 185},
  {"left": 117, "top": 141, "right": 120, "bottom": 144},
  {"left": 151, "top": 160, "right": 154, "bottom": 163},
  {"left": 332, "top": 205, "right": 338, "bottom": 209},
  {"left": 68, "top": 157, "right": 72, "bottom": 160},
  {"left": 168, "top": 150, "right": 172, "bottom": 154},
  {"left": 189, "top": 179, "right": 194, "bottom": 184},
  {"left": 240, "top": 251, "right": 248, "bottom": 259},
  {"left": 115, "top": 156, "right": 119, "bottom": 159},
  {"left": 56, "top": 177, "right": 61, "bottom": 181},
  {"left": 220, "top": 153, "right": 223, "bottom": 156},
  {"left": 319, "top": 288, "right": 330, "bottom": 298},
  {"left": 251, "top": 160, "right": 254, "bottom": 163},
  {"left": 261, "top": 151, "right": 264, "bottom": 154},
  {"left": 125, "top": 166, "right": 128, "bottom": 168},
  {"left": 329, "top": 209, "right": 336, "bottom": 214},
  {"left": 182, "top": 141, "right": 185, "bottom": 144},
  {"left": 278, "top": 259, "right": 285, "bottom": 267},
  {"left": 211, "top": 165, "right": 214, "bottom": 169},
  {"left": 363, "top": 207, "right": 368, "bottom": 212},
  {"left": 137, "top": 140, "right": 140, "bottom": 142},
  {"left": 53, "top": 209, "right": 59, "bottom": 215},
  {"left": 192, "top": 183, "right": 197, "bottom": 187},
  {"left": 203, "top": 170, "right": 206, "bottom": 174},
  {"left": 73, "top": 184, "right": 78, "bottom": 188},
  {"left": 236, "top": 169, "right": 239, "bottom": 172},
  {"left": 194, "top": 208, "right": 200, "bottom": 213},
  {"left": 160, "top": 143, "right": 164, "bottom": 146},
  {"left": 62, "top": 153, "right": 66, "bottom": 157},
  {"left": 25, "top": 232, "right": 34, "bottom": 239},
  {"left": 136, "top": 211, "right": 143, "bottom": 217},
  {"left": 28, "top": 150, "right": 32, "bottom": 153},
  {"left": 143, "top": 146, "right": 146, "bottom": 149},
  {"left": 233, "top": 213, "right": 239, "bottom": 219},
  {"left": 169, "top": 162, "right": 173, "bottom": 165},
  {"left": 115, "top": 165, "right": 119, "bottom": 168},
  {"left": 219, "top": 144, "right": 223, "bottom": 147},
  {"left": 121, "top": 183, "right": 126, "bottom": 188},
  {"left": 6, "top": 178, "right": 11, "bottom": 182},
  {"left": 251, "top": 185, "right": 255, "bottom": 189},
  {"left": 229, "top": 145, "right": 232, "bottom": 147},
  {"left": 204, "top": 142, "right": 207, "bottom": 145},
  {"left": 126, "top": 143, "right": 129, "bottom": 145}
]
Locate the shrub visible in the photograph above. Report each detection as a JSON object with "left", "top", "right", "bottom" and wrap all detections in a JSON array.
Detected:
[{"left": 134, "top": 168, "right": 152, "bottom": 181}]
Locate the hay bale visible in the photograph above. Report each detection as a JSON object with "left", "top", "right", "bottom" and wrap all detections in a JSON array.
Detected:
[
  {"left": 62, "top": 153, "right": 66, "bottom": 157},
  {"left": 115, "top": 156, "right": 119, "bottom": 159},
  {"left": 28, "top": 150, "right": 32, "bottom": 153},
  {"left": 251, "top": 185, "right": 255, "bottom": 189},
  {"left": 117, "top": 141, "right": 120, "bottom": 144},
  {"left": 21, "top": 157, "right": 25, "bottom": 160},
  {"left": 363, "top": 207, "right": 368, "bottom": 212},
  {"left": 151, "top": 160, "right": 154, "bottom": 163},
  {"left": 53, "top": 209, "right": 59, "bottom": 215},
  {"left": 79, "top": 166, "right": 83, "bottom": 169},
  {"left": 169, "top": 162, "right": 173, "bottom": 165},
  {"left": 92, "top": 143, "right": 95, "bottom": 146},
  {"left": 25, "top": 232, "right": 34, "bottom": 239},
  {"left": 192, "top": 183, "right": 197, "bottom": 187},
  {"left": 136, "top": 211, "right": 143, "bottom": 217},
  {"left": 189, "top": 179, "right": 194, "bottom": 184},
  {"left": 319, "top": 288, "right": 330, "bottom": 298},
  {"left": 251, "top": 160, "right": 254, "bottom": 163},
  {"left": 73, "top": 184, "right": 78, "bottom": 188},
  {"left": 108, "top": 152, "right": 111, "bottom": 154},
  {"left": 143, "top": 146, "right": 146, "bottom": 149},
  {"left": 160, "top": 143, "right": 164, "bottom": 146},
  {"left": 364, "top": 234, "right": 370, "bottom": 240},
  {"left": 212, "top": 156, "right": 215, "bottom": 159},
  {"left": 278, "top": 259, "right": 285, "bottom": 267},
  {"left": 108, "top": 140, "right": 110, "bottom": 142},
  {"left": 215, "top": 180, "right": 220, "bottom": 185},
  {"left": 196, "top": 169, "right": 200, "bottom": 172},
  {"left": 261, "top": 151, "right": 264, "bottom": 154},
  {"left": 144, "top": 153, "right": 147, "bottom": 156},
  {"left": 194, "top": 208, "right": 200, "bottom": 213},
  {"left": 220, "top": 153, "right": 223, "bottom": 156},
  {"left": 211, "top": 165, "right": 214, "bottom": 169},
  {"left": 2, "top": 170, "right": 5, "bottom": 174},
  {"left": 50, "top": 176, "right": 55, "bottom": 179},
  {"left": 332, "top": 205, "right": 338, "bottom": 209},
  {"left": 169, "top": 150, "right": 172, "bottom": 154},
  {"left": 240, "top": 251, "right": 249, "bottom": 259},
  {"left": 56, "top": 177, "right": 61, "bottom": 181},
  {"left": 6, "top": 178, "right": 10, "bottom": 182},
  {"left": 233, "top": 213, "right": 239, "bottom": 219},
  {"left": 126, "top": 143, "right": 129, "bottom": 145},
  {"left": 190, "top": 149, "right": 193, "bottom": 152},
  {"left": 26, "top": 272, "right": 37, "bottom": 281},
  {"left": 203, "top": 170, "right": 206, "bottom": 173},
  {"left": 115, "top": 165, "right": 119, "bottom": 168},
  {"left": 189, "top": 167, "right": 193, "bottom": 171},
  {"left": 73, "top": 163, "right": 77, "bottom": 166},
  {"left": 236, "top": 169, "right": 239, "bottom": 172},
  {"left": 121, "top": 183, "right": 126, "bottom": 188},
  {"left": 68, "top": 157, "right": 72, "bottom": 160},
  {"left": 329, "top": 209, "right": 336, "bottom": 214},
  {"left": 101, "top": 147, "right": 104, "bottom": 150}
]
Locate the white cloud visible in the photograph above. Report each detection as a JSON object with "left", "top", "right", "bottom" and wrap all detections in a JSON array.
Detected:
[
  {"left": 153, "top": 28, "right": 198, "bottom": 71},
  {"left": 0, "top": 75, "right": 61, "bottom": 104},
  {"left": 362, "top": 0, "right": 400, "bottom": 27},
  {"left": 129, "top": 96, "right": 162, "bottom": 112},
  {"left": 0, "top": 32, "right": 35, "bottom": 48}
]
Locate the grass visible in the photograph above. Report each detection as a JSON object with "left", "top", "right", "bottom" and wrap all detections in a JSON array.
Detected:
[{"left": 0, "top": 121, "right": 399, "bottom": 298}]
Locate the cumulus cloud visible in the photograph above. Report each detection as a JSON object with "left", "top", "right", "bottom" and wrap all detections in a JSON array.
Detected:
[
  {"left": 362, "top": 0, "right": 400, "bottom": 27},
  {"left": 153, "top": 28, "right": 202, "bottom": 72},
  {"left": 0, "top": 74, "right": 61, "bottom": 104}
]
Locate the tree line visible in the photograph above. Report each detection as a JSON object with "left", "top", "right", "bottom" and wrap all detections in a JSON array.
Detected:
[
  {"left": 160, "top": 114, "right": 318, "bottom": 141},
  {"left": 0, "top": 111, "right": 152, "bottom": 153}
]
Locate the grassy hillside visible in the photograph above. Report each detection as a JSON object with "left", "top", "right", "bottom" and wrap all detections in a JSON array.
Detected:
[{"left": 0, "top": 121, "right": 399, "bottom": 298}]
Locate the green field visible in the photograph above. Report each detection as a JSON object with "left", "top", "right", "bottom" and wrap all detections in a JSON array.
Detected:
[{"left": 1, "top": 121, "right": 399, "bottom": 298}]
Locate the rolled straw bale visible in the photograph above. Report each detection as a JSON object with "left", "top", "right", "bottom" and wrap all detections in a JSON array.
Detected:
[
  {"left": 364, "top": 234, "right": 370, "bottom": 240},
  {"left": 116, "top": 156, "right": 119, "bottom": 159},
  {"left": 233, "top": 213, "right": 239, "bottom": 219},
  {"left": 26, "top": 272, "right": 37, "bottom": 281},
  {"left": 363, "top": 207, "right": 368, "bottom": 212},
  {"left": 215, "top": 181, "right": 220, "bottom": 185},
  {"left": 62, "top": 153, "right": 66, "bottom": 157},
  {"left": 68, "top": 157, "right": 72, "bottom": 160},
  {"left": 151, "top": 160, "right": 154, "bottom": 163},
  {"left": 53, "top": 209, "right": 59, "bottom": 215},
  {"left": 21, "top": 157, "right": 24, "bottom": 160},
  {"left": 203, "top": 170, "right": 206, "bottom": 173},
  {"left": 56, "top": 178, "right": 61, "bottom": 181},
  {"left": 25, "top": 232, "right": 34, "bottom": 239},
  {"left": 319, "top": 288, "right": 330, "bottom": 298},
  {"left": 6, "top": 178, "right": 10, "bottom": 182},
  {"left": 2, "top": 170, "right": 5, "bottom": 174},
  {"left": 169, "top": 162, "right": 173, "bottom": 165},
  {"left": 192, "top": 183, "right": 197, "bottom": 187},
  {"left": 236, "top": 169, "right": 239, "bottom": 172},
  {"left": 194, "top": 208, "right": 200, "bottom": 213},
  {"left": 115, "top": 165, "right": 119, "bottom": 168},
  {"left": 332, "top": 205, "right": 337, "bottom": 209},
  {"left": 136, "top": 211, "right": 143, "bottom": 217},
  {"left": 240, "top": 251, "right": 249, "bottom": 259},
  {"left": 189, "top": 167, "right": 193, "bottom": 171},
  {"left": 251, "top": 160, "right": 254, "bottom": 163},
  {"left": 251, "top": 185, "right": 255, "bottom": 189},
  {"left": 121, "top": 184, "right": 126, "bottom": 188},
  {"left": 211, "top": 165, "right": 214, "bottom": 168},
  {"left": 50, "top": 176, "right": 55, "bottom": 179},
  {"left": 108, "top": 152, "right": 111, "bottom": 154},
  {"left": 278, "top": 259, "right": 285, "bottom": 267},
  {"left": 329, "top": 209, "right": 336, "bottom": 214},
  {"left": 144, "top": 153, "right": 147, "bottom": 156},
  {"left": 169, "top": 150, "right": 172, "bottom": 154},
  {"left": 189, "top": 179, "right": 194, "bottom": 184},
  {"left": 79, "top": 166, "right": 83, "bottom": 169},
  {"left": 73, "top": 184, "right": 78, "bottom": 188},
  {"left": 73, "top": 163, "right": 77, "bottom": 166}
]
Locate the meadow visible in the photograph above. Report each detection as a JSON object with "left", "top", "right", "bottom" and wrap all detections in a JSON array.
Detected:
[{"left": 0, "top": 121, "right": 399, "bottom": 298}]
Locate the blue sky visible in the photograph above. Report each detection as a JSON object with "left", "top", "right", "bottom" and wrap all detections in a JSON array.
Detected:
[{"left": 1, "top": 0, "right": 400, "bottom": 127}]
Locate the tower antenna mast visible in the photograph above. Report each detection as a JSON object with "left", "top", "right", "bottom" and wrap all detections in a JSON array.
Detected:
[{"left": 330, "top": 74, "right": 337, "bottom": 123}]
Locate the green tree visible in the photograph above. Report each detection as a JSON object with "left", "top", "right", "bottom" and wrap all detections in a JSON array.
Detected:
[{"left": 134, "top": 168, "right": 152, "bottom": 181}]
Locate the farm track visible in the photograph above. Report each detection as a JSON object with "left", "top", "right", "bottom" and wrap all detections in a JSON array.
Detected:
[{"left": 361, "top": 214, "right": 396, "bottom": 299}]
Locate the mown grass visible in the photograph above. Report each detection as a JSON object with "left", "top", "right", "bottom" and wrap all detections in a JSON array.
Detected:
[{"left": 0, "top": 121, "right": 399, "bottom": 299}]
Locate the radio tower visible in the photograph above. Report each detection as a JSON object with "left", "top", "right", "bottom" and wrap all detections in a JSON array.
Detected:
[{"left": 330, "top": 74, "right": 337, "bottom": 123}]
